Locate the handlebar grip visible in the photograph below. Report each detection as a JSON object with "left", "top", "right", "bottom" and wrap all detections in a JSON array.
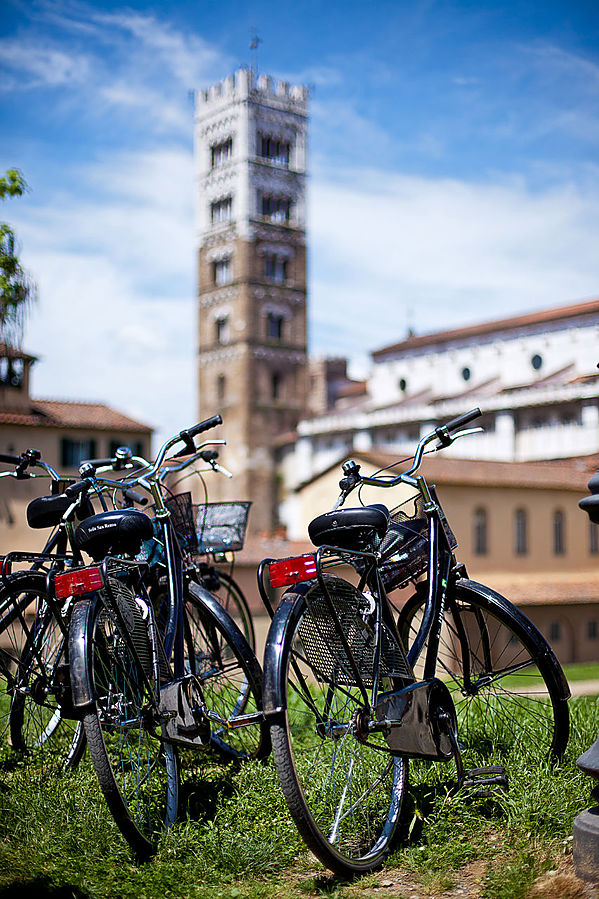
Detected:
[
  {"left": 81, "top": 457, "right": 114, "bottom": 471},
  {"left": 123, "top": 488, "right": 148, "bottom": 507},
  {"left": 0, "top": 453, "right": 22, "bottom": 465},
  {"left": 444, "top": 408, "right": 482, "bottom": 433},
  {"left": 187, "top": 414, "right": 223, "bottom": 438},
  {"left": 65, "top": 478, "right": 93, "bottom": 498}
]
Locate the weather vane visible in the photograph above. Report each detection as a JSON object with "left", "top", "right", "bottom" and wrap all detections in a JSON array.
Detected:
[{"left": 250, "top": 29, "right": 261, "bottom": 77}]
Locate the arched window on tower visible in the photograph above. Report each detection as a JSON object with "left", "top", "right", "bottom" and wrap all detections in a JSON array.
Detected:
[
  {"left": 473, "top": 507, "right": 488, "bottom": 555},
  {"left": 266, "top": 311, "right": 284, "bottom": 341},
  {"left": 215, "top": 315, "right": 230, "bottom": 345},
  {"left": 271, "top": 372, "right": 282, "bottom": 400},
  {"left": 216, "top": 374, "right": 226, "bottom": 403}
]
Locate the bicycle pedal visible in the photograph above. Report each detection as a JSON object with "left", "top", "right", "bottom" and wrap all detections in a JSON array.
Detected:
[{"left": 462, "top": 765, "right": 509, "bottom": 798}]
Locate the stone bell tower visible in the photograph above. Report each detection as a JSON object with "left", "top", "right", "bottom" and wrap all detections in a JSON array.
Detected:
[{"left": 194, "top": 69, "right": 309, "bottom": 534}]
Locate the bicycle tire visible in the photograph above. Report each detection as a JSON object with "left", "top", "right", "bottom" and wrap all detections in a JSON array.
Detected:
[
  {"left": 201, "top": 568, "right": 255, "bottom": 652},
  {"left": 265, "top": 577, "right": 408, "bottom": 876},
  {"left": 80, "top": 593, "right": 179, "bottom": 859},
  {"left": 397, "top": 578, "right": 570, "bottom": 766},
  {"left": 184, "top": 581, "right": 268, "bottom": 760},
  {"left": 0, "top": 571, "right": 85, "bottom": 769}
]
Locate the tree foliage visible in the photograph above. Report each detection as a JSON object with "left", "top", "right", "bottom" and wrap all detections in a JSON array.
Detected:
[{"left": 0, "top": 169, "right": 37, "bottom": 347}]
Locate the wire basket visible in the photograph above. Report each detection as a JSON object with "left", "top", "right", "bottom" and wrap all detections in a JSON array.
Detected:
[
  {"left": 165, "top": 491, "right": 199, "bottom": 553},
  {"left": 193, "top": 502, "right": 251, "bottom": 554},
  {"left": 377, "top": 493, "right": 429, "bottom": 592}
]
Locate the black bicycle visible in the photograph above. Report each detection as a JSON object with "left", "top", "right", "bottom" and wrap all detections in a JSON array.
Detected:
[
  {"left": 258, "top": 408, "right": 570, "bottom": 876},
  {"left": 60, "top": 417, "right": 269, "bottom": 858}
]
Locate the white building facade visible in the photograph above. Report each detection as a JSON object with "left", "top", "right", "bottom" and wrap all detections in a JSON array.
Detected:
[{"left": 280, "top": 299, "right": 599, "bottom": 530}]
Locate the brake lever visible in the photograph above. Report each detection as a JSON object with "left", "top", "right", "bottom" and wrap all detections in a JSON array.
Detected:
[{"left": 433, "top": 426, "right": 484, "bottom": 451}]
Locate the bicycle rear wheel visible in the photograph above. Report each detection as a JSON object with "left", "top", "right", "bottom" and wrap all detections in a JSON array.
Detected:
[
  {"left": 397, "top": 579, "right": 570, "bottom": 766},
  {"left": 81, "top": 593, "right": 179, "bottom": 858},
  {"left": 266, "top": 577, "right": 408, "bottom": 877},
  {"left": 0, "top": 571, "right": 85, "bottom": 769}
]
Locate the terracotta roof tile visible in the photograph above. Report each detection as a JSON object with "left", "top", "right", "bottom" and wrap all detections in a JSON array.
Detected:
[
  {"left": 0, "top": 400, "right": 151, "bottom": 432},
  {"left": 372, "top": 297, "right": 599, "bottom": 359}
]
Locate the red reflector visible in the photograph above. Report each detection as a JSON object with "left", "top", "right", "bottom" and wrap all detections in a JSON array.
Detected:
[
  {"left": 55, "top": 567, "right": 103, "bottom": 600},
  {"left": 269, "top": 554, "right": 317, "bottom": 589}
]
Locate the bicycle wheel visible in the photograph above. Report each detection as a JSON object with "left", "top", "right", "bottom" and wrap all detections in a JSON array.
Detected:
[
  {"left": 397, "top": 579, "right": 570, "bottom": 766},
  {"left": 266, "top": 577, "right": 408, "bottom": 876},
  {"left": 0, "top": 571, "right": 85, "bottom": 769},
  {"left": 81, "top": 593, "right": 179, "bottom": 858},
  {"left": 197, "top": 567, "right": 255, "bottom": 652},
  {"left": 184, "top": 581, "right": 268, "bottom": 760}
]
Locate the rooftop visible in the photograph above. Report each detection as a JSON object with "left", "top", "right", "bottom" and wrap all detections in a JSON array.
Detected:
[
  {"left": 372, "top": 296, "right": 599, "bottom": 359},
  {"left": 0, "top": 399, "right": 152, "bottom": 432}
]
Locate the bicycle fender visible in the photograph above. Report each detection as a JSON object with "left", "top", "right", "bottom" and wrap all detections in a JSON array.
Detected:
[
  {"left": 263, "top": 585, "right": 310, "bottom": 717},
  {"left": 455, "top": 578, "right": 571, "bottom": 701},
  {"left": 68, "top": 596, "right": 96, "bottom": 708}
]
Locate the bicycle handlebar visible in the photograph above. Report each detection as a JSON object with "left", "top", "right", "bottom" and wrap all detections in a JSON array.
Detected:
[
  {"left": 0, "top": 448, "right": 60, "bottom": 482},
  {"left": 335, "top": 408, "right": 482, "bottom": 507}
]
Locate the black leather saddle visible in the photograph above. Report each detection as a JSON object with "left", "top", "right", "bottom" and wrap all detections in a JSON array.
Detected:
[
  {"left": 27, "top": 493, "right": 95, "bottom": 529},
  {"left": 308, "top": 504, "right": 390, "bottom": 550},
  {"left": 74, "top": 509, "right": 154, "bottom": 560}
]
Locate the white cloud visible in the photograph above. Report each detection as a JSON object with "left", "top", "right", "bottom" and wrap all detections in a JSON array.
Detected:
[
  {"left": 0, "top": 39, "right": 91, "bottom": 89},
  {"left": 13, "top": 146, "right": 197, "bottom": 448},
  {"left": 309, "top": 167, "right": 599, "bottom": 356}
]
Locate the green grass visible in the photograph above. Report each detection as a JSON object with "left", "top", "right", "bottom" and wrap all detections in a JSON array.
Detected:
[
  {"left": 0, "top": 697, "right": 597, "bottom": 899},
  {"left": 561, "top": 661, "right": 599, "bottom": 683}
]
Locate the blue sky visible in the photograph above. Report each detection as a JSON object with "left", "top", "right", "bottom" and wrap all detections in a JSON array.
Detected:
[{"left": 2, "top": 0, "right": 599, "bottom": 444}]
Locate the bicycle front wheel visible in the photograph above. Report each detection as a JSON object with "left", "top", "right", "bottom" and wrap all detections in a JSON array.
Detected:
[
  {"left": 205, "top": 568, "right": 255, "bottom": 652},
  {"left": 184, "top": 581, "right": 268, "bottom": 760},
  {"left": 397, "top": 579, "right": 570, "bottom": 766},
  {"left": 266, "top": 577, "right": 408, "bottom": 877},
  {"left": 80, "top": 594, "right": 179, "bottom": 858}
]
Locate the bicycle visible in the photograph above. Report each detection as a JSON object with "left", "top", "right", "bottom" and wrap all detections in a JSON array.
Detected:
[
  {"left": 60, "top": 417, "right": 269, "bottom": 858},
  {"left": 0, "top": 446, "right": 146, "bottom": 768},
  {"left": 258, "top": 408, "right": 570, "bottom": 875}
]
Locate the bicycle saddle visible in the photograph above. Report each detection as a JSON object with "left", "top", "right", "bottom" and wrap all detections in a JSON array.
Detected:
[
  {"left": 27, "top": 493, "right": 95, "bottom": 529},
  {"left": 74, "top": 509, "right": 154, "bottom": 560},
  {"left": 308, "top": 504, "right": 390, "bottom": 550}
]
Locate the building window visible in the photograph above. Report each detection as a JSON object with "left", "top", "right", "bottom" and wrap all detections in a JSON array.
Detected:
[
  {"left": 0, "top": 357, "right": 24, "bottom": 387},
  {"left": 553, "top": 510, "right": 566, "bottom": 555},
  {"left": 588, "top": 620, "right": 598, "bottom": 640},
  {"left": 258, "top": 135, "right": 290, "bottom": 167},
  {"left": 473, "top": 507, "right": 488, "bottom": 555},
  {"left": 211, "top": 138, "right": 232, "bottom": 168},
  {"left": 213, "top": 257, "right": 231, "bottom": 285},
  {"left": 531, "top": 353, "right": 543, "bottom": 371},
  {"left": 399, "top": 378, "right": 407, "bottom": 392},
  {"left": 548, "top": 621, "right": 561, "bottom": 642},
  {"left": 590, "top": 521, "right": 599, "bottom": 555},
  {"left": 264, "top": 253, "right": 288, "bottom": 283},
  {"left": 217, "top": 374, "right": 226, "bottom": 403},
  {"left": 272, "top": 372, "right": 282, "bottom": 400},
  {"left": 514, "top": 508, "right": 528, "bottom": 555},
  {"left": 260, "top": 194, "right": 291, "bottom": 223},
  {"left": 108, "top": 440, "right": 143, "bottom": 458},
  {"left": 61, "top": 438, "right": 97, "bottom": 469},
  {"left": 210, "top": 197, "right": 232, "bottom": 224},
  {"left": 215, "top": 316, "right": 230, "bottom": 345},
  {"left": 461, "top": 366, "right": 471, "bottom": 381},
  {"left": 267, "top": 311, "right": 284, "bottom": 341}
]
